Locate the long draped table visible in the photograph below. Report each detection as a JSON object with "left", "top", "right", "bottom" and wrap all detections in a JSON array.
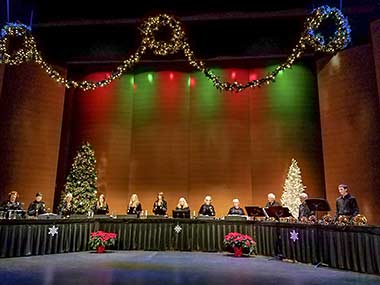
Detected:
[{"left": 1, "top": 218, "right": 379, "bottom": 274}]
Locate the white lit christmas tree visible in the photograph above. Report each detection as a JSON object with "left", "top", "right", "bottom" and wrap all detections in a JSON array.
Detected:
[{"left": 281, "top": 158, "right": 306, "bottom": 218}]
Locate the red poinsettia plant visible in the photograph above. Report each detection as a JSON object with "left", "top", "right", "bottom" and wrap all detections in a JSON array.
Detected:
[
  {"left": 223, "top": 232, "right": 257, "bottom": 255},
  {"left": 88, "top": 230, "right": 117, "bottom": 249}
]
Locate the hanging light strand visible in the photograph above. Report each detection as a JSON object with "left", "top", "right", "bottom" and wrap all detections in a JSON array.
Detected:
[{"left": 0, "top": 6, "right": 351, "bottom": 92}]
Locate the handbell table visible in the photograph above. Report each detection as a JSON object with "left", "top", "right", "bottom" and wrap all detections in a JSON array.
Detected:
[{"left": 0, "top": 218, "right": 379, "bottom": 274}]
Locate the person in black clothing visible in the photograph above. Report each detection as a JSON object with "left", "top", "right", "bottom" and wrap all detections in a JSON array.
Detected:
[
  {"left": 2, "top": 191, "right": 23, "bottom": 211},
  {"left": 1, "top": 191, "right": 25, "bottom": 219},
  {"left": 59, "top": 193, "right": 74, "bottom": 216},
  {"left": 174, "top": 197, "right": 190, "bottom": 218},
  {"left": 94, "top": 193, "right": 109, "bottom": 215},
  {"left": 298, "top": 192, "right": 313, "bottom": 220},
  {"left": 127, "top": 194, "right": 142, "bottom": 217},
  {"left": 265, "top": 193, "right": 281, "bottom": 208},
  {"left": 228, "top": 198, "right": 245, "bottom": 215},
  {"left": 198, "top": 195, "right": 216, "bottom": 216},
  {"left": 176, "top": 197, "right": 190, "bottom": 211},
  {"left": 334, "top": 184, "right": 359, "bottom": 221},
  {"left": 27, "top": 192, "right": 47, "bottom": 217},
  {"left": 153, "top": 192, "right": 167, "bottom": 216}
]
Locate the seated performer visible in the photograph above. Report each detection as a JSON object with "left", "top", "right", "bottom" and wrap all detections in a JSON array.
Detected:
[
  {"left": 2, "top": 191, "right": 23, "bottom": 211},
  {"left": 198, "top": 195, "right": 216, "bottom": 216},
  {"left": 153, "top": 192, "right": 167, "bottom": 216},
  {"left": 127, "top": 194, "right": 142, "bottom": 217},
  {"left": 59, "top": 193, "right": 74, "bottom": 216},
  {"left": 176, "top": 197, "right": 190, "bottom": 210},
  {"left": 265, "top": 193, "right": 281, "bottom": 208},
  {"left": 27, "top": 192, "right": 47, "bottom": 216},
  {"left": 94, "top": 193, "right": 109, "bottom": 215},
  {"left": 227, "top": 198, "right": 245, "bottom": 215},
  {"left": 298, "top": 192, "right": 313, "bottom": 220},
  {"left": 334, "top": 184, "right": 359, "bottom": 221}
]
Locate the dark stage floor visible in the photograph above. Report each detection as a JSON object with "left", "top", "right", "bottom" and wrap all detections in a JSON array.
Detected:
[{"left": 0, "top": 251, "right": 379, "bottom": 285}]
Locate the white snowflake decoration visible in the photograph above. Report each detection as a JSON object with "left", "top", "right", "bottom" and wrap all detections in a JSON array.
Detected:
[
  {"left": 290, "top": 230, "right": 299, "bottom": 242},
  {"left": 174, "top": 224, "right": 182, "bottom": 234},
  {"left": 48, "top": 225, "right": 59, "bottom": 237}
]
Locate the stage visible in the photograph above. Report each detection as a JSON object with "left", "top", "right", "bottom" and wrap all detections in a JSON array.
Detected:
[
  {"left": 1, "top": 218, "right": 380, "bottom": 275},
  {"left": 0, "top": 251, "right": 379, "bottom": 285}
]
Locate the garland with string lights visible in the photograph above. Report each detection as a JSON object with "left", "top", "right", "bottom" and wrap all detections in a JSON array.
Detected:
[{"left": 0, "top": 6, "right": 350, "bottom": 92}]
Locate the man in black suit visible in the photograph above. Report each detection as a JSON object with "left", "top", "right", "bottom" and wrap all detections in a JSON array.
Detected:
[
  {"left": 199, "top": 195, "right": 216, "bottom": 216},
  {"left": 334, "top": 184, "right": 359, "bottom": 221}
]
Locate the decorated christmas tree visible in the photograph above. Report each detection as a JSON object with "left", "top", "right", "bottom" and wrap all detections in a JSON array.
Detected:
[
  {"left": 281, "top": 158, "right": 306, "bottom": 218},
  {"left": 59, "top": 142, "right": 98, "bottom": 215}
]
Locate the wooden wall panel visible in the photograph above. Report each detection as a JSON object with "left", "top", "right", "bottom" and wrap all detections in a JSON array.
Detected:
[
  {"left": 0, "top": 65, "right": 4, "bottom": 99},
  {"left": 250, "top": 65, "right": 326, "bottom": 208},
  {"left": 67, "top": 73, "right": 135, "bottom": 214},
  {"left": 0, "top": 64, "right": 66, "bottom": 210},
  {"left": 60, "top": 66, "right": 324, "bottom": 216},
  {"left": 188, "top": 69, "right": 252, "bottom": 215},
  {"left": 371, "top": 20, "right": 380, "bottom": 104},
  {"left": 129, "top": 72, "right": 190, "bottom": 214},
  {"left": 317, "top": 45, "right": 380, "bottom": 224}
]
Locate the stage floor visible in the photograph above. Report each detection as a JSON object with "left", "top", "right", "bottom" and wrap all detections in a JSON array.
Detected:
[{"left": 0, "top": 251, "right": 379, "bottom": 285}]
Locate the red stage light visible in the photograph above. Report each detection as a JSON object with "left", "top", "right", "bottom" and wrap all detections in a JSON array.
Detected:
[
  {"left": 170, "top": 73, "right": 174, "bottom": 80},
  {"left": 249, "top": 73, "right": 257, "bottom": 81}
]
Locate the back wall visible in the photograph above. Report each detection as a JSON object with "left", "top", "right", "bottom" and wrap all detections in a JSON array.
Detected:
[{"left": 56, "top": 64, "right": 326, "bottom": 216}]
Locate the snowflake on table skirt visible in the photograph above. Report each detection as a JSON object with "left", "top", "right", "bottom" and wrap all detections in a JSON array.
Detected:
[
  {"left": 48, "top": 225, "right": 59, "bottom": 237},
  {"left": 174, "top": 224, "right": 182, "bottom": 234},
  {"left": 290, "top": 230, "right": 299, "bottom": 242}
]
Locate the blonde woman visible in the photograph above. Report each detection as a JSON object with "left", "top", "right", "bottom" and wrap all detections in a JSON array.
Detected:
[
  {"left": 127, "top": 194, "right": 142, "bottom": 217},
  {"left": 59, "top": 193, "right": 73, "bottom": 216},
  {"left": 176, "top": 197, "right": 189, "bottom": 210}
]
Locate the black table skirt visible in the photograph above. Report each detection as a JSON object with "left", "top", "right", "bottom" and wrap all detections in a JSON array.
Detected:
[
  {"left": 0, "top": 220, "right": 96, "bottom": 257},
  {"left": 1, "top": 218, "right": 379, "bottom": 274}
]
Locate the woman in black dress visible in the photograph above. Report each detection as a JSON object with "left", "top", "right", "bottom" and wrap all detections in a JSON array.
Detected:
[
  {"left": 176, "top": 197, "right": 189, "bottom": 211},
  {"left": 59, "top": 193, "right": 74, "bottom": 216},
  {"left": 127, "top": 194, "right": 142, "bottom": 217},
  {"left": 153, "top": 192, "right": 167, "bottom": 216},
  {"left": 94, "top": 193, "right": 109, "bottom": 215}
]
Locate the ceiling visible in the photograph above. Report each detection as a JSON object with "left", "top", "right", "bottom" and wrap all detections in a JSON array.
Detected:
[{"left": 0, "top": 0, "right": 379, "bottom": 70}]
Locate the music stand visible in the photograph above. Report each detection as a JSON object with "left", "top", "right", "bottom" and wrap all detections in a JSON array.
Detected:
[
  {"left": 305, "top": 198, "right": 331, "bottom": 268},
  {"left": 172, "top": 210, "right": 190, "bottom": 219},
  {"left": 245, "top": 206, "right": 267, "bottom": 221},
  {"left": 265, "top": 206, "right": 292, "bottom": 221},
  {"left": 264, "top": 206, "right": 291, "bottom": 261},
  {"left": 305, "top": 198, "right": 330, "bottom": 220}
]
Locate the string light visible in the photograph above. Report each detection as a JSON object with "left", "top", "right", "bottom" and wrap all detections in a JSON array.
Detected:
[{"left": 0, "top": 6, "right": 351, "bottom": 93}]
